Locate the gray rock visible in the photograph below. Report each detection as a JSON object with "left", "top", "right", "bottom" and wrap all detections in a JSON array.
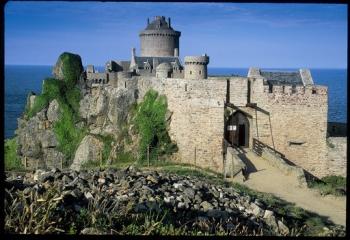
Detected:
[
  {"left": 200, "top": 201, "right": 213, "bottom": 212},
  {"left": 80, "top": 227, "right": 102, "bottom": 235},
  {"left": 177, "top": 202, "right": 186, "bottom": 209},
  {"left": 146, "top": 175, "right": 158, "bottom": 184},
  {"left": 263, "top": 210, "right": 275, "bottom": 219},
  {"left": 250, "top": 202, "right": 264, "bottom": 217},
  {"left": 84, "top": 192, "right": 94, "bottom": 200},
  {"left": 277, "top": 220, "right": 290, "bottom": 235},
  {"left": 47, "top": 99, "right": 61, "bottom": 122},
  {"left": 70, "top": 135, "right": 104, "bottom": 171},
  {"left": 107, "top": 88, "right": 135, "bottom": 127},
  {"left": 183, "top": 188, "right": 195, "bottom": 199}
]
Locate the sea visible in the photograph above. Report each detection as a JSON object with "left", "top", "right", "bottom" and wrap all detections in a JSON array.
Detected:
[{"left": 4, "top": 65, "right": 347, "bottom": 139}]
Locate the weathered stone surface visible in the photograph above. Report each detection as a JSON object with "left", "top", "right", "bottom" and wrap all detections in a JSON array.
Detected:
[
  {"left": 40, "top": 130, "right": 58, "bottom": 148},
  {"left": 47, "top": 99, "right": 61, "bottom": 122},
  {"left": 70, "top": 135, "right": 104, "bottom": 171},
  {"left": 107, "top": 88, "right": 135, "bottom": 127},
  {"left": 277, "top": 220, "right": 290, "bottom": 235}
]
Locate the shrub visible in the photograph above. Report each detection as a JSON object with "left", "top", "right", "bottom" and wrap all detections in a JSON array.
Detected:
[
  {"left": 133, "top": 90, "right": 177, "bottom": 162},
  {"left": 308, "top": 175, "right": 346, "bottom": 196},
  {"left": 5, "top": 138, "right": 23, "bottom": 171}
]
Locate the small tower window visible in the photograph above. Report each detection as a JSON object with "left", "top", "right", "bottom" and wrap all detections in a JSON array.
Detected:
[
  {"left": 190, "top": 71, "right": 192, "bottom": 75},
  {"left": 312, "top": 89, "right": 317, "bottom": 94},
  {"left": 199, "top": 70, "right": 201, "bottom": 75},
  {"left": 185, "top": 84, "right": 188, "bottom": 91}
]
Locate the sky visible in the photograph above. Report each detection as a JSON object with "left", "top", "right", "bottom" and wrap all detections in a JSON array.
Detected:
[{"left": 4, "top": 2, "right": 348, "bottom": 68}]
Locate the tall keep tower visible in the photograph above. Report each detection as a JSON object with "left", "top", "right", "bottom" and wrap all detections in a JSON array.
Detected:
[{"left": 139, "top": 16, "right": 181, "bottom": 57}]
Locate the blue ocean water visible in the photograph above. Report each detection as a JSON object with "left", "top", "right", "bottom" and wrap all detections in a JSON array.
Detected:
[{"left": 4, "top": 65, "right": 347, "bottom": 139}]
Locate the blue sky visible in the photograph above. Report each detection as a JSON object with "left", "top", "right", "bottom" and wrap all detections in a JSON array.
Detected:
[{"left": 5, "top": 2, "right": 347, "bottom": 68}]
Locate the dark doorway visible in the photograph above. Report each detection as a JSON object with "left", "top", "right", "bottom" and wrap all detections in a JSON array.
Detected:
[
  {"left": 225, "top": 111, "right": 250, "bottom": 147},
  {"left": 238, "top": 124, "right": 245, "bottom": 146}
]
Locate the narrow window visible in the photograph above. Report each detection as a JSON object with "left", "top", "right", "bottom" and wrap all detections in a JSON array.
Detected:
[
  {"left": 185, "top": 84, "right": 188, "bottom": 91},
  {"left": 199, "top": 70, "right": 202, "bottom": 75},
  {"left": 312, "top": 89, "right": 317, "bottom": 94},
  {"left": 190, "top": 71, "right": 192, "bottom": 75},
  {"left": 291, "top": 85, "right": 296, "bottom": 94},
  {"left": 282, "top": 86, "right": 285, "bottom": 93},
  {"left": 125, "top": 82, "right": 126, "bottom": 88}
]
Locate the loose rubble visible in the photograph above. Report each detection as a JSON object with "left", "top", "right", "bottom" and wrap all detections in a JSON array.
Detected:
[{"left": 4, "top": 167, "right": 345, "bottom": 236}]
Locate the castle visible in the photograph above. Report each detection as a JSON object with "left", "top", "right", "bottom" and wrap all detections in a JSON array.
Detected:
[{"left": 82, "top": 16, "right": 331, "bottom": 178}]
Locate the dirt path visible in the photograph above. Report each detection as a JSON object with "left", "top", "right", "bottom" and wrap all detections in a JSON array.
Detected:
[{"left": 230, "top": 149, "right": 346, "bottom": 226}]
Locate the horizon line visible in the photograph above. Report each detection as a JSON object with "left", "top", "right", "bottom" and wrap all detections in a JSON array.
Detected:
[{"left": 4, "top": 64, "right": 347, "bottom": 70}]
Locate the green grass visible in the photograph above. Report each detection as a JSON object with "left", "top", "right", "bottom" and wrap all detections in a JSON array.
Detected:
[
  {"left": 4, "top": 138, "right": 23, "bottom": 171},
  {"left": 308, "top": 175, "right": 346, "bottom": 196}
]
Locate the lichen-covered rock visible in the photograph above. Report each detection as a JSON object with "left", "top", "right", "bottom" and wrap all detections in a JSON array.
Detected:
[
  {"left": 47, "top": 99, "right": 61, "bottom": 122},
  {"left": 70, "top": 135, "right": 104, "bottom": 171}
]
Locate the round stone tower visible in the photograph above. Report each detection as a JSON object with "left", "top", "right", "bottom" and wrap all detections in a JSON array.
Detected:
[
  {"left": 184, "top": 55, "right": 210, "bottom": 79},
  {"left": 139, "top": 16, "right": 181, "bottom": 57}
]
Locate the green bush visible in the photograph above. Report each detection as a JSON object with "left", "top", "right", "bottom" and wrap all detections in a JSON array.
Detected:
[
  {"left": 309, "top": 175, "right": 346, "bottom": 196},
  {"left": 5, "top": 138, "right": 23, "bottom": 171},
  {"left": 133, "top": 90, "right": 177, "bottom": 162}
]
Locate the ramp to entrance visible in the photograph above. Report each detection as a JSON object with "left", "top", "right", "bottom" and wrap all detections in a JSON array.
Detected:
[{"left": 230, "top": 148, "right": 346, "bottom": 226}]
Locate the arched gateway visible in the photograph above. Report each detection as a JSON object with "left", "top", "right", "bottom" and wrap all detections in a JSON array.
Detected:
[{"left": 225, "top": 111, "right": 250, "bottom": 147}]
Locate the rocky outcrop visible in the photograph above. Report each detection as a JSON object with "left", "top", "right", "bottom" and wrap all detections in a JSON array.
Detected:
[
  {"left": 79, "top": 86, "right": 135, "bottom": 136},
  {"left": 4, "top": 167, "right": 345, "bottom": 236},
  {"left": 70, "top": 135, "right": 104, "bottom": 171},
  {"left": 52, "top": 52, "right": 83, "bottom": 82},
  {"left": 16, "top": 100, "right": 64, "bottom": 170}
]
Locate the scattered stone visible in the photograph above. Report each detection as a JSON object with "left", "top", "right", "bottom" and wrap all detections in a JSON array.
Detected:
[
  {"left": 200, "top": 201, "right": 213, "bottom": 212},
  {"left": 277, "top": 220, "right": 290, "bottom": 235}
]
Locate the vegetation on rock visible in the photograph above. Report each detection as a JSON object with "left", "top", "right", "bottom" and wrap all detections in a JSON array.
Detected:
[
  {"left": 4, "top": 138, "right": 23, "bottom": 171},
  {"left": 55, "top": 52, "right": 84, "bottom": 88},
  {"left": 24, "top": 57, "right": 86, "bottom": 165},
  {"left": 132, "top": 89, "right": 177, "bottom": 163}
]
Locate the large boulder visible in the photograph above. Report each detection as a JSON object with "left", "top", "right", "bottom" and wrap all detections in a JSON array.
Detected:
[
  {"left": 70, "top": 135, "right": 104, "bottom": 171},
  {"left": 52, "top": 52, "right": 83, "bottom": 87}
]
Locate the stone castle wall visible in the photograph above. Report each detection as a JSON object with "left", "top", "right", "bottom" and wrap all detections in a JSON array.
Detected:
[
  {"left": 117, "top": 75, "right": 334, "bottom": 178},
  {"left": 136, "top": 77, "right": 227, "bottom": 172},
  {"left": 249, "top": 78, "right": 329, "bottom": 177}
]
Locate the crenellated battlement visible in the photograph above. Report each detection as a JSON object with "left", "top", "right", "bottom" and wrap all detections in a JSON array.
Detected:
[{"left": 263, "top": 84, "right": 327, "bottom": 96}]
